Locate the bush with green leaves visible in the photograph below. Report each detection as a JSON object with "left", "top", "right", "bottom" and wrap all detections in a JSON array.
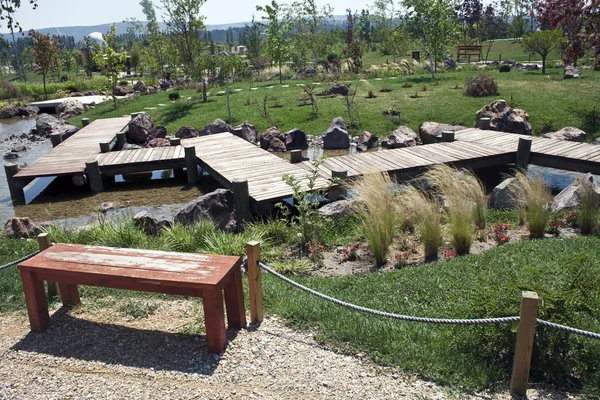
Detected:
[
  {"left": 465, "top": 74, "right": 499, "bottom": 97},
  {"left": 499, "top": 64, "right": 511, "bottom": 72},
  {"left": 169, "top": 92, "right": 181, "bottom": 101}
]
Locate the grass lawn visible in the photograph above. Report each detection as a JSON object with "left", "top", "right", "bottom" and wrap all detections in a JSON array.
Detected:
[{"left": 70, "top": 68, "right": 600, "bottom": 140}]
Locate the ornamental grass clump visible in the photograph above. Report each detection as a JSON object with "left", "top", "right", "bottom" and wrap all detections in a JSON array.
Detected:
[
  {"left": 578, "top": 178, "right": 599, "bottom": 235},
  {"left": 424, "top": 165, "right": 487, "bottom": 255},
  {"left": 512, "top": 172, "right": 552, "bottom": 239},
  {"left": 399, "top": 185, "right": 442, "bottom": 262},
  {"left": 351, "top": 171, "right": 397, "bottom": 266}
]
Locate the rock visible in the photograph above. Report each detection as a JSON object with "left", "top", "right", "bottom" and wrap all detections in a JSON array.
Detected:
[
  {"left": 474, "top": 100, "right": 532, "bottom": 135},
  {"left": 3, "top": 217, "right": 42, "bottom": 239},
  {"left": 57, "top": 99, "right": 85, "bottom": 119},
  {"left": 148, "top": 126, "right": 167, "bottom": 140},
  {"left": 356, "top": 131, "right": 378, "bottom": 152},
  {"left": 175, "top": 126, "right": 199, "bottom": 139},
  {"left": 174, "top": 189, "right": 237, "bottom": 232},
  {"left": 175, "top": 77, "right": 186, "bottom": 86},
  {"left": 260, "top": 127, "right": 285, "bottom": 150},
  {"left": 127, "top": 113, "right": 154, "bottom": 144},
  {"left": 0, "top": 104, "right": 39, "bottom": 119},
  {"left": 328, "top": 83, "right": 350, "bottom": 96},
  {"left": 3, "top": 153, "right": 18, "bottom": 160},
  {"left": 232, "top": 121, "right": 258, "bottom": 143},
  {"left": 322, "top": 118, "right": 350, "bottom": 149},
  {"left": 35, "top": 113, "right": 79, "bottom": 138},
  {"left": 284, "top": 128, "right": 308, "bottom": 150},
  {"left": 489, "top": 177, "right": 523, "bottom": 209},
  {"left": 122, "top": 172, "right": 152, "bottom": 182},
  {"left": 113, "top": 86, "right": 128, "bottom": 96},
  {"left": 552, "top": 173, "right": 600, "bottom": 211},
  {"left": 133, "top": 211, "right": 171, "bottom": 235},
  {"left": 10, "top": 145, "right": 26, "bottom": 152},
  {"left": 268, "top": 137, "right": 286, "bottom": 152},
  {"left": 542, "top": 127, "right": 586, "bottom": 142},
  {"left": 563, "top": 65, "right": 582, "bottom": 79},
  {"left": 122, "top": 143, "right": 144, "bottom": 150},
  {"left": 160, "top": 80, "right": 174, "bottom": 90},
  {"left": 443, "top": 56, "right": 456, "bottom": 70},
  {"left": 198, "top": 119, "right": 233, "bottom": 136},
  {"left": 133, "top": 81, "right": 148, "bottom": 93},
  {"left": 419, "top": 122, "right": 467, "bottom": 144},
  {"left": 385, "top": 126, "right": 417, "bottom": 149},
  {"left": 146, "top": 138, "right": 170, "bottom": 147},
  {"left": 83, "top": 91, "right": 97, "bottom": 96},
  {"left": 318, "top": 200, "right": 353, "bottom": 218},
  {"left": 100, "top": 202, "right": 114, "bottom": 212},
  {"left": 296, "top": 66, "right": 317, "bottom": 80}
]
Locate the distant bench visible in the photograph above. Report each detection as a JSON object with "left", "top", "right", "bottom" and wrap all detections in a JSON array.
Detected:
[
  {"left": 18, "top": 244, "right": 246, "bottom": 353},
  {"left": 457, "top": 45, "right": 482, "bottom": 62}
]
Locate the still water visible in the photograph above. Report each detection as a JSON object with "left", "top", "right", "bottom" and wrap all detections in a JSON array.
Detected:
[{"left": 0, "top": 117, "right": 596, "bottom": 228}]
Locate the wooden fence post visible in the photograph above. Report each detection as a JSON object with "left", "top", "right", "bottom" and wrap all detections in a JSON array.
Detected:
[
  {"left": 37, "top": 233, "right": 57, "bottom": 297},
  {"left": 115, "top": 132, "right": 126, "bottom": 150},
  {"left": 510, "top": 291, "right": 539, "bottom": 397},
  {"left": 50, "top": 133, "right": 63, "bottom": 148},
  {"left": 99, "top": 142, "right": 111, "bottom": 153},
  {"left": 169, "top": 137, "right": 181, "bottom": 146},
  {"left": 4, "top": 163, "right": 25, "bottom": 204},
  {"left": 480, "top": 117, "right": 491, "bottom": 130},
  {"left": 184, "top": 145, "right": 198, "bottom": 184},
  {"left": 246, "top": 241, "right": 263, "bottom": 325},
  {"left": 328, "top": 169, "right": 348, "bottom": 201},
  {"left": 516, "top": 137, "right": 532, "bottom": 170},
  {"left": 290, "top": 149, "right": 303, "bottom": 164},
  {"left": 81, "top": 118, "right": 90, "bottom": 127},
  {"left": 232, "top": 179, "right": 250, "bottom": 230},
  {"left": 441, "top": 131, "right": 455, "bottom": 142},
  {"left": 85, "top": 160, "right": 104, "bottom": 193}
]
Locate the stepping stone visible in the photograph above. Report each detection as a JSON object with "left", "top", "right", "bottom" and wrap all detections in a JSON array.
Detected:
[
  {"left": 297, "top": 84, "right": 305, "bottom": 87},
  {"left": 266, "top": 86, "right": 273, "bottom": 89},
  {"left": 217, "top": 91, "right": 226, "bottom": 95},
  {"left": 360, "top": 79, "right": 367, "bottom": 82},
  {"left": 144, "top": 107, "right": 157, "bottom": 110},
  {"left": 186, "top": 96, "right": 192, "bottom": 100},
  {"left": 282, "top": 85, "right": 289, "bottom": 88},
  {"left": 390, "top": 77, "right": 397, "bottom": 79},
  {"left": 314, "top": 82, "right": 321, "bottom": 85},
  {"left": 251, "top": 87, "right": 258, "bottom": 90},
  {"left": 234, "top": 89, "right": 243, "bottom": 92},
  {"left": 158, "top": 104, "right": 166, "bottom": 107},
  {"left": 375, "top": 78, "right": 382, "bottom": 81}
]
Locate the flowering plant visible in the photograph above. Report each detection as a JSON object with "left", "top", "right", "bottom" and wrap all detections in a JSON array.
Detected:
[
  {"left": 394, "top": 252, "right": 408, "bottom": 268},
  {"left": 493, "top": 223, "right": 510, "bottom": 245},
  {"left": 342, "top": 244, "right": 359, "bottom": 262},
  {"left": 444, "top": 249, "right": 457, "bottom": 260},
  {"left": 565, "top": 211, "right": 580, "bottom": 228},
  {"left": 307, "top": 240, "right": 325, "bottom": 265}
]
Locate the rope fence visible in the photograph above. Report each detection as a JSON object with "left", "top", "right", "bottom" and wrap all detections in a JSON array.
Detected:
[{"left": 0, "top": 251, "right": 40, "bottom": 271}]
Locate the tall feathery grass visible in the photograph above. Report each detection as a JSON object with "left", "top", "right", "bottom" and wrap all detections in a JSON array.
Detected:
[
  {"left": 578, "top": 178, "right": 599, "bottom": 235},
  {"left": 424, "top": 165, "right": 487, "bottom": 255},
  {"left": 512, "top": 172, "right": 552, "bottom": 239},
  {"left": 351, "top": 171, "right": 397, "bottom": 265},
  {"left": 400, "top": 185, "right": 442, "bottom": 261}
]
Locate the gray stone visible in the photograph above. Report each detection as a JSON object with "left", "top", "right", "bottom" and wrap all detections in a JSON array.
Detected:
[
  {"left": 285, "top": 128, "right": 308, "bottom": 150},
  {"left": 175, "top": 126, "right": 199, "bottom": 139},
  {"left": 563, "top": 65, "right": 582, "bottom": 79},
  {"left": 474, "top": 100, "right": 532, "bottom": 135},
  {"left": 260, "top": 127, "right": 284, "bottom": 150},
  {"left": 133, "top": 81, "right": 148, "bottom": 93},
  {"left": 198, "top": 119, "right": 233, "bottom": 136},
  {"left": 443, "top": 56, "right": 456, "bottom": 70},
  {"left": 542, "top": 127, "right": 586, "bottom": 142},
  {"left": 297, "top": 66, "right": 317, "bottom": 80},
  {"left": 113, "top": 86, "right": 128, "bottom": 96},
  {"left": 4, "top": 217, "right": 42, "bottom": 239},
  {"left": 356, "top": 131, "right": 378, "bottom": 152},
  {"left": 127, "top": 113, "right": 154, "bottom": 144},
  {"left": 268, "top": 137, "right": 286, "bottom": 152},
  {"left": 58, "top": 99, "right": 85, "bottom": 119},
  {"left": 385, "top": 126, "right": 417, "bottom": 149},
  {"left": 3, "top": 153, "right": 18, "bottom": 160},
  {"left": 322, "top": 119, "right": 350, "bottom": 149},
  {"left": 35, "top": 113, "right": 79, "bottom": 138},
  {"left": 328, "top": 83, "right": 350, "bottom": 96},
  {"left": 122, "top": 143, "right": 144, "bottom": 150},
  {"left": 552, "top": 173, "right": 600, "bottom": 211},
  {"left": 318, "top": 200, "right": 353, "bottom": 218},
  {"left": 489, "top": 177, "right": 522, "bottom": 209},
  {"left": 232, "top": 121, "right": 258, "bottom": 143},
  {"left": 419, "top": 122, "right": 467, "bottom": 144},
  {"left": 10, "top": 145, "right": 26, "bottom": 152},
  {"left": 133, "top": 211, "right": 171, "bottom": 235},
  {"left": 146, "top": 138, "right": 170, "bottom": 147},
  {"left": 0, "top": 104, "right": 39, "bottom": 119},
  {"left": 174, "top": 189, "right": 237, "bottom": 232}
]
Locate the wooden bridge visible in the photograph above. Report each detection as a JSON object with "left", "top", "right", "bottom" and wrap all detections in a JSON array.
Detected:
[{"left": 5, "top": 116, "right": 600, "bottom": 208}]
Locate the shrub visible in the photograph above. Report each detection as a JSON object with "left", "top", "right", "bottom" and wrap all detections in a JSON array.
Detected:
[
  {"left": 60, "top": 74, "right": 69, "bottom": 82},
  {"left": 168, "top": 92, "right": 181, "bottom": 101},
  {"left": 65, "top": 82, "right": 78, "bottom": 93},
  {"left": 499, "top": 64, "right": 511, "bottom": 72},
  {"left": 512, "top": 172, "right": 552, "bottom": 239},
  {"left": 351, "top": 171, "right": 397, "bottom": 266},
  {"left": 119, "top": 79, "right": 128, "bottom": 86},
  {"left": 0, "top": 82, "right": 20, "bottom": 99},
  {"left": 465, "top": 74, "right": 499, "bottom": 97}
]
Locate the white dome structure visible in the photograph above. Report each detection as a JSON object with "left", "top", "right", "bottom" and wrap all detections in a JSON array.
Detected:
[{"left": 86, "top": 32, "right": 105, "bottom": 45}]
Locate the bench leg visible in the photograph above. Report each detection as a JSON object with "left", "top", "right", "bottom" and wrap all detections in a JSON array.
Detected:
[
  {"left": 59, "top": 283, "right": 80, "bottom": 306},
  {"left": 224, "top": 266, "right": 247, "bottom": 329},
  {"left": 20, "top": 271, "right": 50, "bottom": 332},
  {"left": 202, "top": 288, "right": 227, "bottom": 353}
]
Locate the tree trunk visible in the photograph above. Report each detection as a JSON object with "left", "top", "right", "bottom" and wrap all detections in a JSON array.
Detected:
[
  {"left": 429, "top": 56, "right": 435, "bottom": 79},
  {"left": 542, "top": 55, "right": 546, "bottom": 75},
  {"left": 279, "top": 62, "right": 282, "bottom": 85},
  {"left": 43, "top": 74, "right": 47, "bottom": 100}
]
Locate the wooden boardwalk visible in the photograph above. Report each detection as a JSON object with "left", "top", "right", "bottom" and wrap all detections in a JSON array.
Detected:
[{"left": 14, "top": 117, "right": 130, "bottom": 180}]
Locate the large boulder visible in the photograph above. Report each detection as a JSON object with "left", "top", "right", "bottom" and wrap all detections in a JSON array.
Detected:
[
  {"left": 113, "top": 86, "right": 128, "bottom": 96},
  {"left": 58, "top": 99, "right": 85, "bottom": 119},
  {"left": 147, "top": 126, "right": 167, "bottom": 140},
  {"left": 146, "top": 138, "right": 170, "bottom": 147},
  {"left": 551, "top": 173, "right": 600, "bottom": 211},
  {"left": 133, "top": 81, "right": 148, "bottom": 94},
  {"left": 297, "top": 66, "right": 317, "bottom": 80},
  {"left": 133, "top": 211, "right": 171, "bottom": 235},
  {"left": 3, "top": 217, "right": 42, "bottom": 239},
  {"left": 35, "top": 113, "right": 79, "bottom": 138},
  {"left": 259, "top": 126, "right": 285, "bottom": 150},
  {"left": 174, "top": 189, "right": 237, "bottom": 232},
  {"left": 419, "top": 122, "right": 467, "bottom": 144},
  {"left": 356, "top": 131, "right": 378, "bottom": 152},
  {"left": 175, "top": 126, "right": 199, "bottom": 139},
  {"left": 318, "top": 200, "right": 353, "bottom": 218},
  {"left": 268, "top": 137, "right": 286, "bottom": 152},
  {"left": 474, "top": 100, "right": 532, "bottom": 135},
  {"left": 443, "top": 56, "right": 457, "bottom": 70},
  {"left": 232, "top": 121, "right": 258, "bottom": 144},
  {"left": 328, "top": 83, "right": 350, "bottom": 96},
  {"left": 0, "top": 104, "right": 39, "bottom": 119},
  {"left": 383, "top": 126, "right": 417, "bottom": 149},
  {"left": 563, "top": 65, "right": 582, "bottom": 79},
  {"left": 127, "top": 113, "right": 154, "bottom": 144},
  {"left": 198, "top": 119, "right": 233, "bottom": 136},
  {"left": 322, "top": 118, "right": 350, "bottom": 149},
  {"left": 489, "top": 177, "right": 523, "bottom": 209},
  {"left": 542, "top": 127, "right": 586, "bottom": 142},
  {"left": 284, "top": 128, "right": 309, "bottom": 150}
]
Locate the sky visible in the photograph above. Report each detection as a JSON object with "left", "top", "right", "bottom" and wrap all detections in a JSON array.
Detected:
[{"left": 8, "top": 0, "right": 374, "bottom": 31}]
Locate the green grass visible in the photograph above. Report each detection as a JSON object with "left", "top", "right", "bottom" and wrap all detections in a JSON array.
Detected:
[{"left": 70, "top": 68, "right": 600, "bottom": 140}]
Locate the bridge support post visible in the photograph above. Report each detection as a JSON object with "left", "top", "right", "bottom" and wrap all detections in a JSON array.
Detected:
[
  {"left": 510, "top": 291, "right": 539, "bottom": 397},
  {"left": 290, "top": 149, "right": 303, "bottom": 163},
  {"left": 441, "top": 131, "right": 455, "bottom": 142},
  {"left": 232, "top": 179, "right": 251, "bottom": 230},
  {"left": 85, "top": 160, "right": 104, "bottom": 193},
  {"left": 246, "top": 241, "right": 263, "bottom": 325},
  {"left": 516, "top": 137, "right": 532, "bottom": 170},
  {"left": 480, "top": 117, "right": 491, "bottom": 130},
  {"left": 50, "top": 133, "right": 63, "bottom": 148},
  {"left": 4, "top": 163, "right": 25, "bottom": 204},
  {"left": 99, "top": 142, "right": 111, "bottom": 153},
  {"left": 169, "top": 137, "right": 181, "bottom": 146},
  {"left": 81, "top": 118, "right": 90, "bottom": 127},
  {"left": 328, "top": 169, "right": 348, "bottom": 201},
  {"left": 184, "top": 145, "right": 198, "bottom": 184},
  {"left": 115, "top": 132, "right": 126, "bottom": 150}
]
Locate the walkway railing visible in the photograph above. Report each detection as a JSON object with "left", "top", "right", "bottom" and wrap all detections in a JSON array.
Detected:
[{"left": 244, "top": 241, "right": 600, "bottom": 397}]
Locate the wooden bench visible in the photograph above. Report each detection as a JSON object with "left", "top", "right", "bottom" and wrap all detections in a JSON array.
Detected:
[
  {"left": 18, "top": 243, "right": 247, "bottom": 353},
  {"left": 457, "top": 45, "right": 482, "bottom": 62}
]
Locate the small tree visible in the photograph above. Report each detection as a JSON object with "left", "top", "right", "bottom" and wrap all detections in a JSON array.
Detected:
[
  {"left": 521, "top": 28, "right": 562, "bottom": 74},
  {"left": 28, "top": 29, "right": 60, "bottom": 99},
  {"left": 257, "top": 0, "right": 291, "bottom": 84},
  {"left": 92, "top": 24, "right": 126, "bottom": 110}
]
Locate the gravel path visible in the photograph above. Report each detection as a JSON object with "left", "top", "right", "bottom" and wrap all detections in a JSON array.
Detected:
[{"left": 0, "top": 299, "right": 578, "bottom": 400}]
